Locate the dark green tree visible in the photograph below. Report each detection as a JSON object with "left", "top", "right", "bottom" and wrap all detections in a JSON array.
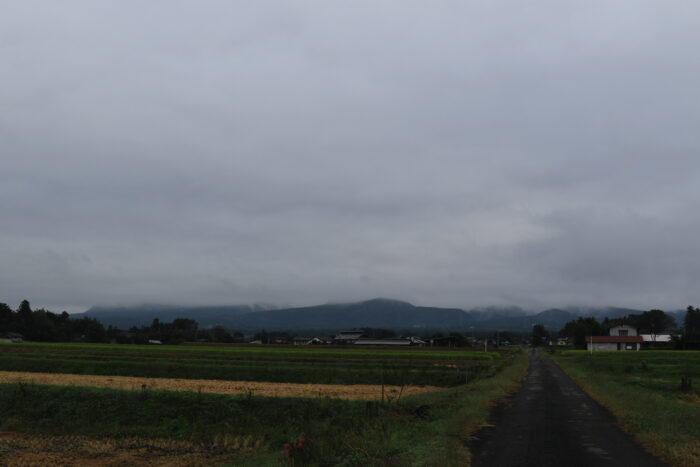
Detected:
[
  {"left": 532, "top": 324, "right": 549, "bottom": 347},
  {"left": 558, "top": 317, "right": 604, "bottom": 349},
  {"left": 628, "top": 309, "right": 676, "bottom": 334},
  {"left": 166, "top": 318, "right": 198, "bottom": 343},
  {"left": 17, "top": 299, "right": 33, "bottom": 333},
  {"left": 72, "top": 317, "right": 106, "bottom": 342},
  {"left": 211, "top": 325, "right": 233, "bottom": 343},
  {"left": 0, "top": 302, "right": 15, "bottom": 332},
  {"left": 685, "top": 306, "right": 700, "bottom": 335}
]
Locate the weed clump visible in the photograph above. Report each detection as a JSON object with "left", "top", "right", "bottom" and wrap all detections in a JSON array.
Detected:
[{"left": 680, "top": 375, "right": 692, "bottom": 391}]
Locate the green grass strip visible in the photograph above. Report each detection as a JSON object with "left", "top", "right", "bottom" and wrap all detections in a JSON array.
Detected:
[
  {"left": 1, "top": 342, "right": 495, "bottom": 361},
  {"left": 550, "top": 350, "right": 700, "bottom": 467}
]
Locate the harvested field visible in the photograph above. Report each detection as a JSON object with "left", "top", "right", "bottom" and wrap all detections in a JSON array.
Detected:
[{"left": 0, "top": 370, "right": 439, "bottom": 400}]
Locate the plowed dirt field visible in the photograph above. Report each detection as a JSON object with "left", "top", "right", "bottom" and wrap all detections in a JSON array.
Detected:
[{"left": 0, "top": 371, "right": 439, "bottom": 400}]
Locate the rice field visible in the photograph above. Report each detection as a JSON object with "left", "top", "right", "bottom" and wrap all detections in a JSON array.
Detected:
[
  {"left": 0, "top": 342, "right": 527, "bottom": 466},
  {"left": 0, "top": 342, "right": 500, "bottom": 387}
]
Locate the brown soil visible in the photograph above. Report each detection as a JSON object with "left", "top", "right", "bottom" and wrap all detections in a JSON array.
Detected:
[
  {"left": 0, "top": 370, "right": 439, "bottom": 400},
  {"left": 0, "top": 433, "right": 247, "bottom": 466}
]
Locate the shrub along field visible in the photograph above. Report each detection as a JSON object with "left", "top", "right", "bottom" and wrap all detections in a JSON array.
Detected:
[
  {"left": 0, "top": 343, "right": 527, "bottom": 466},
  {"left": 549, "top": 350, "right": 700, "bottom": 467},
  {"left": 0, "top": 343, "right": 499, "bottom": 387}
]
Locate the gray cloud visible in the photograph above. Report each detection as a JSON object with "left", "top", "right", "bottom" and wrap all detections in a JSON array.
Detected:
[{"left": 1, "top": 1, "right": 699, "bottom": 312}]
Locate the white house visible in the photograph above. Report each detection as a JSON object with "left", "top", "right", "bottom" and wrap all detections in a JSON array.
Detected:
[
  {"left": 586, "top": 325, "right": 642, "bottom": 351},
  {"left": 608, "top": 325, "right": 638, "bottom": 337}
]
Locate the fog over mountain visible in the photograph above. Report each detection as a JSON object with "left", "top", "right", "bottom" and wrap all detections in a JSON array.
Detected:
[
  {"left": 2, "top": 2, "right": 700, "bottom": 312},
  {"left": 75, "top": 299, "right": 683, "bottom": 333}
]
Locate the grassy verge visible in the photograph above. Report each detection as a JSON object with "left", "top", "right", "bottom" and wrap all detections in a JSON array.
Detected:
[
  {"left": 549, "top": 350, "right": 700, "bottom": 467},
  {"left": 0, "top": 350, "right": 527, "bottom": 466}
]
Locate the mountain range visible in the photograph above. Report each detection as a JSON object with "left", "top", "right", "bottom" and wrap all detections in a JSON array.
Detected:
[{"left": 72, "top": 299, "right": 684, "bottom": 334}]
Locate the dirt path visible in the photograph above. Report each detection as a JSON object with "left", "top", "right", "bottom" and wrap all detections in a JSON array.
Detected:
[
  {"left": 0, "top": 370, "right": 438, "bottom": 400},
  {"left": 470, "top": 349, "right": 667, "bottom": 467}
]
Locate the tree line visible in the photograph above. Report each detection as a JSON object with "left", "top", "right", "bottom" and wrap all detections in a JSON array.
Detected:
[
  {"left": 6, "top": 299, "right": 700, "bottom": 348},
  {"left": 0, "top": 299, "right": 513, "bottom": 347},
  {"left": 538, "top": 307, "right": 700, "bottom": 349},
  {"left": 0, "top": 300, "right": 246, "bottom": 345}
]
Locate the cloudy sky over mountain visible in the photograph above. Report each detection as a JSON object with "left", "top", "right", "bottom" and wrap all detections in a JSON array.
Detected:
[{"left": 2, "top": 1, "right": 699, "bottom": 312}]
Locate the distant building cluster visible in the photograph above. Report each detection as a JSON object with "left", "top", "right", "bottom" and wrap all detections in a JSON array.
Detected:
[{"left": 250, "top": 330, "right": 427, "bottom": 346}]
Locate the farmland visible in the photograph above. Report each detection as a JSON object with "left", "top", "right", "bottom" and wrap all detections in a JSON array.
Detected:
[
  {"left": 0, "top": 343, "right": 527, "bottom": 466},
  {"left": 550, "top": 350, "right": 700, "bottom": 466},
  {"left": 0, "top": 343, "right": 499, "bottom": 387},
  {"left": 0, "top": 370, "right": 440, "bottom": 399}
]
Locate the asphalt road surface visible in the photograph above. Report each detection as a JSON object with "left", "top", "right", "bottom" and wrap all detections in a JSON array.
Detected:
[{"left": 470, "top": 349, "right": 667, "bottom": 467}]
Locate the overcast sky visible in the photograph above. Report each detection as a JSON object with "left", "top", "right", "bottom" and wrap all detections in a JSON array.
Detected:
[{"left": 2, "top": 1, "right": 700, "bottom": 312}]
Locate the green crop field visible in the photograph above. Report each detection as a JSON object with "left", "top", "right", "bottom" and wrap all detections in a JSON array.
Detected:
[
  {"left": 550, "top": 350, "right": 700, "bottom": 467},
  {"left": 0, "top": 343, "right": 527, "bottom": 466},
  {"left": 0, "top": 343, "right": 498, "bottom": 387},
  {"left": 1, "top": 342, "right": 496, "bottom": 360}
]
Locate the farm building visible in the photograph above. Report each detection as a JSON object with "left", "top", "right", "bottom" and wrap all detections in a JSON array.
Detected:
[
  {"left": 587, "top": 325, "right": 643, "bottom": 351},
  {"left": 354, "top": 337, "right": 426, "bottom": 346},
  {"left": 333, "top": 331, "right": 364, "bottom": 344},
  {"left": 0, "top": 332, "right": 24, "bottom": 343},
  {"left": 586, "top": 324, "right": 672, "bottom": 350},
  {"left": 293, "top": 337, "right": 330, "bottom": 345},
  {"left": 640, "top": 334, "right": 673, "bottom": 343},
  {"left": 586, "top": 336, "right": 643, "bottom": 351},
  {"left": 587, "top": 324, "right": 674, "bottom": 350}
]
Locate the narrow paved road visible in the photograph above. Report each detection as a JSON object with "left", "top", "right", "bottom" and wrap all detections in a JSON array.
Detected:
[{"left": 471, "top": 349, "right": 667, "bottom": 467}]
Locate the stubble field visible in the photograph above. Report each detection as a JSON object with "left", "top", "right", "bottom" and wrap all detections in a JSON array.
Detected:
[{"left": 0, "top": 370, "right": 440, "bottom": 399}]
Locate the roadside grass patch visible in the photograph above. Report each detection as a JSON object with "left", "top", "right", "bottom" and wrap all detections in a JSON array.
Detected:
[{"left": 551, "top": 350, "right": 700, "bottom": 466}]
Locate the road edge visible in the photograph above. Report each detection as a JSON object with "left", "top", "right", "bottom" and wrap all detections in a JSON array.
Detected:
[
  {"left": 547, "top": 353, "right": 673, "bottom": 466},
  {"left": 461, "top": 349, "right": 530, "bottom": 466}
]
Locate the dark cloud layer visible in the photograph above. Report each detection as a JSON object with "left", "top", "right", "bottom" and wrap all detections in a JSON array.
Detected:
[{"left": 2, "top": 1, "right": 699, "bottom": 312}]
